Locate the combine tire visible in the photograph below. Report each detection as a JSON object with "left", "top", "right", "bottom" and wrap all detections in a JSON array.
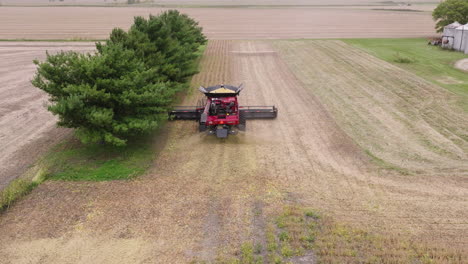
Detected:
[
  {"left": 199, "top": 123, "right": 207, "bottom": 132},
  {"left": 238, "top": 112, "right": 246, "bottom": 131}
]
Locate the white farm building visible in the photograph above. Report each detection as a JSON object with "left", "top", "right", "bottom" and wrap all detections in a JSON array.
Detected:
[
  {"left": 442, "top": 21, "right": 461, "bottom": 49},
  {"left": 464, "top": 33, "right": 468, "bottom": 54},
  {"left": 453, "top": 24, "right": 468, "bottom": 52}
]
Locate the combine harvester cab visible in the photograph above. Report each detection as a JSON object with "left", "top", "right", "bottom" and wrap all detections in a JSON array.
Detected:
[{"left": 169, "top": 84, "right": 277, "bottom": 138}]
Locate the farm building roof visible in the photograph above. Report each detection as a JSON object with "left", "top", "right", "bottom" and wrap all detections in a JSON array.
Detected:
[
  {"left": 455, "top": 24, "right": 468, "bottom": 31},
  {"left": 445, "top": 22, "right": 462, "bottom": 29}
]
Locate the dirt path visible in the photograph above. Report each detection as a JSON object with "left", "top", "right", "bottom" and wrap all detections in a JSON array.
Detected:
[
  {"left": 0, "top": 40, "right": 466, "bottom": 263},
  {"left": 455, "top": 58, "right": 468, "bottom": 72},
  {"left": 0, "top": 7, "right": 436, "bottom": 40},
  {"left": 0, "top": 42, "right": 95, "bottom": 190}
]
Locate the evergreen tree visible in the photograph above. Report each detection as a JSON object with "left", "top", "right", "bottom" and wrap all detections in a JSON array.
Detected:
[
  {"left": 105, "top": 10, "right": 206, "bottom": 84},
  {"left": 32, "top": 11, "right": 206, "bottom": 146},
  {"left": 433, "top": 0, "right": 468, "bottom": 32}
]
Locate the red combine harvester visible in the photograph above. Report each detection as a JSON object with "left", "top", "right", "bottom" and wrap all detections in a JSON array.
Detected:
[{"left": 169, "top": 84, "right": 277, "bottom": 138}]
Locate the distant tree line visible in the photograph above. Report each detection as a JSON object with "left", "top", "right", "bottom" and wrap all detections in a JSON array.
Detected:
[
  {"left": 433, "top": 0, "right": 468, "bottom": 32},
  {"left": 32, "top": 10, "right": 206, "bottom": 146}
]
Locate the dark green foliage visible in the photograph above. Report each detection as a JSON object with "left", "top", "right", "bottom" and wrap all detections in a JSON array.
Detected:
[
  {"left": 105, "top": 10, "right": 206, "bottom": 84},
  {"left": 33, "top": 43, "right": 174, "bottom": 146},
  {"left": 433, "top": 0, "right": 468, "bottom": 32},
  {"left": 33, "top": 10, "right": 206, "bottom": 146}
]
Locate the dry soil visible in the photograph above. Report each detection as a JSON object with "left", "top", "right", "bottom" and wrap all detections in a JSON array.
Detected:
[
  {"left": 0, "top": 42, "right": 95, "bottom": 190},
  {"left": 455, "top": 58, "right": 468, "bottom": 72},
  {"left": 0, "top": 6, "right": 436, "bottom": 40}
]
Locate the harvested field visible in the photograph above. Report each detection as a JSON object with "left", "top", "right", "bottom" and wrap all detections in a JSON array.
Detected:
[
  {"left": 0, "top": 42, "right": 95, "bottom": 190},
  {"left": 274, "top": 40, "right": 468, "bottom": 175},
  {"left": 0, "top": 0, "right": 438, "bottom": 6},
  {"left": 0, "top": 7, "right": 436, "bottom": 40},
  {"left": 233, "top": 40, "right": 467, "bottom": 241},
  {"left": 0, "top": 40, "right": 466, "bottom": 263}
]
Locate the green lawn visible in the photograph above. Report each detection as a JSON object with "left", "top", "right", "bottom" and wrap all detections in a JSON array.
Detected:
[
  {"left": 345, "top": 38, "right": 468, "bottom": 110},
  {"left": 45, "top": 134, "right": 157, "bottom": 181}
]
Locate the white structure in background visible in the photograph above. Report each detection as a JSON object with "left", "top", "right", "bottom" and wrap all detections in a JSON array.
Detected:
[
  {"left": 464, "top": 33, "right": 468, "bottom": 54},
  {"left": 442, "top": 21, "right": 461, "bottom": 49},
  {"left": 453, "top": 24, "right": 468, "bottom": 52}
]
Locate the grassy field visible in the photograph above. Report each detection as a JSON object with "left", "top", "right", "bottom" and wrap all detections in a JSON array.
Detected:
[
  {"left": 45, "top": 135, "right": 156, "bottom": 181},
  {"left": 345, "top": 38, "right": 468, "bottom": 110}
]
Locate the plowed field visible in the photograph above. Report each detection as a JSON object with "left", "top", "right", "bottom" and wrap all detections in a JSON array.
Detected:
[
  {"left": 0, "top": 40, "right": 466, "bottom": 263},
  {"left": 0, "top": 7, "right": 436, "bottom": 40},
  {"left": 0, "top": 42, "right": 95, "bottom": 190}
]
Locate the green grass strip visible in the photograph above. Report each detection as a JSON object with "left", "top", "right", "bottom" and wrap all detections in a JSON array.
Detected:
[
  {"left": 0, "top": 179, "right": 39, "bottom": 212},
  {"left": 44, "top": 133, "right": 155, "bottom": 181},
  {"left": 344, "top": 38, "right": 468, "bottom": 111}
]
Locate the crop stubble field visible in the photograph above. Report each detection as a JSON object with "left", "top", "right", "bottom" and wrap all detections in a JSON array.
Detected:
[
  {"left": 0, "top": 39, "right": 466, "bottom": 262},
  {"left": 0, "top": 42, "right": 95, "bottom": 190},
  {"left": 0, "top": 2, "right": 466, "bottom": 262},
  {"left": 0, "top": 7, "right": 436, "bottom": 40}
]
